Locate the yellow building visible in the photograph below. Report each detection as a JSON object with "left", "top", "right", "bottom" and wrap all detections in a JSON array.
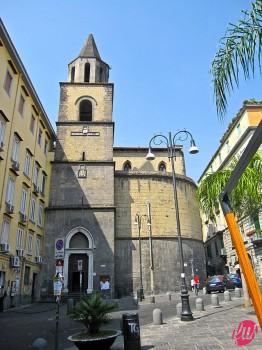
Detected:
[
  {"left": 198, "top": 101, "right": 262, "bottom": 280},
  {"left": 0, "top": 19, "right": 55, "bottom": 307}
]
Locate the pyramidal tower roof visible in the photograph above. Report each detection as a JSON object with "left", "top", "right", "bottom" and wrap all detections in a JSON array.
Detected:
[{"left": 79, "top": 34, "right": 101, "bottom": 60}]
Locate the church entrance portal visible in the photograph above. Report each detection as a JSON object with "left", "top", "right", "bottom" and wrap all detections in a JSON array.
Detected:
[{"left": 68, "top": 254, "right": 88, "bottom": 292}]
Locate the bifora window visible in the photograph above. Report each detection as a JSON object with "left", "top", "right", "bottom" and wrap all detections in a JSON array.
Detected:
[
  {"left": 123, "top": 161, "right": 132, "bottom": 172},
  {"left": 158, "top": 162, "right": 166, "bottom": 172},
  {"left": 84, "top": 63, "right": 90, "bottom": 82},
  {"left": 79, "top": 100, "right": 92, "bottom": 121},
  {"left": 71, "top": 66, "right": 75, "bottom": 82}
]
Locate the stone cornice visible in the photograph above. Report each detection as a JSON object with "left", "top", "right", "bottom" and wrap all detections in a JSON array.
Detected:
[
  {"left": 114, "top": 171, "right": 197, "bottom": 187},
  {"left": 46, "top": 205, "right": 115, "bottom": 211},
  {"left": 115, "top": 236, "right": 203, "bottom": 244}
]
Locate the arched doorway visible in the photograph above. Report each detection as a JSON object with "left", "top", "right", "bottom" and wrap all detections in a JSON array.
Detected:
[
  {"left": 68, "top": 254, "right": 88, "bottom": 292},
  {"left": 64, "top": 227, "right": 95, "bottom": 294}
]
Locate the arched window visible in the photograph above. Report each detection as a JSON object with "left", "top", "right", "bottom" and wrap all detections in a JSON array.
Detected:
[
  {"left": 69, "top": 232, "right": 89, "bottom": 248},
  {"left": 158, "top": 162, "right": 166, "bottom": 172},
  {"left": 99, "top": 67, "right": 103, "bottom": 82},
  {"left": 123, "top": 161, "right": 132, "bottom": 172},
  {"left": 84, "top": 63, "right": 90, "bottom": 82},
  {"left": 79, "top": 100, "right": 92, "bottom": 121},
  {"left": 71, "top": 66, "right": 75, "bottom": 82}
]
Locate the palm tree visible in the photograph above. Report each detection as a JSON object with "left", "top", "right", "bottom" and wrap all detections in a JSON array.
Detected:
[
  {"left": 211, "top": 0, "right": 262, "bottom": 118},
  {"left": 197, "top": 152, "right": 262, "bottom": 222},
  {"left": 197, "top": 152, "right": 262, "bottom": 308},
  {"left": 70, "top": 293, "right": 118, "bottom": 335}
]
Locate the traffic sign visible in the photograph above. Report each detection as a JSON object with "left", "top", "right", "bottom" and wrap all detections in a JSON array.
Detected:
[{"left": 55, "top": 238, "right": 64, "bottom": 259}]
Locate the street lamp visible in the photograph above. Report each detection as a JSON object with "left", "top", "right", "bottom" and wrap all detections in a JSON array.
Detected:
[
  {"left": 146, "top": 129, "right": 199, "bottom": 321},
  {"left": 134, "top": 213, "right": 147, "bottom": 301}
]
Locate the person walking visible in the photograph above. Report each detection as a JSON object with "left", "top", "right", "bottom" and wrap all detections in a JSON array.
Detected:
[
  {"left": 191, "top": 278, "right": 194, "bottom": 292},
  {"left": 194, "top": 275, "right": 200, "bottom": 295}
]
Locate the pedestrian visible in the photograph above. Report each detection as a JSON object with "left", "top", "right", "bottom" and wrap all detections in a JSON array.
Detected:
[
  {"left": 100, "top": 278, "right": 110, "bottom": 298},
  {"left": 194, "top": 275, "right": 200, "bottom": 295},
  {"left": 191, "top": 278, "right": 194, "bottom": 292}
]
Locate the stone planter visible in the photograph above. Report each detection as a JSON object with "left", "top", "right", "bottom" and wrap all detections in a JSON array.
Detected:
[{"left": 68, "top": 329, "right": 121, "bottom": 350}]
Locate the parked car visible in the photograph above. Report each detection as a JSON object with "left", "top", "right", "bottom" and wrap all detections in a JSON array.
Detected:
[
  {"left": 206, "top": 275, "right": 235, "bottom": 293},
  {"left": 227, "top": 273, "right": 242, "bottom": 288}
]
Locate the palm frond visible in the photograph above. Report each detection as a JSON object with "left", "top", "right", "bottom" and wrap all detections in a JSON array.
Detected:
[
  {"left": 197, "top": 152, "right": 262, "bottom": 221},
  {"left": 211, "top": 1, "right": 262, "bottom": 118}
]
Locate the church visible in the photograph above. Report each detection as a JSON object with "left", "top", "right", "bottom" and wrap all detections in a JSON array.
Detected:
[{"left": 41, "top": 34, "right": 205, "bottom": 298}]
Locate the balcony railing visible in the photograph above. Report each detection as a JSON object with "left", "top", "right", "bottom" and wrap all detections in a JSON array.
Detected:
[{"left": 250, "top": 231, "right": 262, "bottom": 246}]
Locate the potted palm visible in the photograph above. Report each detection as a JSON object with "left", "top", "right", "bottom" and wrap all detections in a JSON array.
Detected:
[{"left": 68, "top": 292, "right": 120, "bottom": 350}]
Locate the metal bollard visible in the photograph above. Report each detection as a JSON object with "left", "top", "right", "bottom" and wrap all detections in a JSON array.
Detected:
[
  {"left": 195, "top": 298, "right": 204, "bottom": 311},
  {"left": 149, "top": 295, "right": 155, "bottom": 303},
  {"left": 67, "top": 298, "right": 74, "bottom": 314},
  {"left": 122, "top": 313, "right": 141, "bottom": 350},
  {"left": 153, "top": 308, "right": 163, "bottom": 325},
  {"left": 176, "top": 302, "right": 182, "bottom": 316},
  {"left": 235, "top": 287, "right": 241, "bottom": 298},
  {"left": 167, "top": 292, "right": 172, "bottom": 302},
  {"left": 32, "top": 338, "right": 48, "bottom": 349},
  {"left": 224, "top": 290, "right": 232, "bottom": 302},
  {"left": 202, "top": 287, "right": 207, "bottom": 295},
  {"left": 211, "top": 294, "right": 219, "bottom": 307}
]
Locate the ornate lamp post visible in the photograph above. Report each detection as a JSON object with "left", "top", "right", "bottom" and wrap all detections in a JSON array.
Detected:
[
  {"left": 134, "top": 212, "right": 148, "bottom": 301},
  {"left": 146, "top": 130, "right": 199, "bottom": 321}
]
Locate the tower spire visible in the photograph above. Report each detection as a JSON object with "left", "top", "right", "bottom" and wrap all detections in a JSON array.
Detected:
[{"left": 79, "top": 34, "right": 101, "bottom": 60}]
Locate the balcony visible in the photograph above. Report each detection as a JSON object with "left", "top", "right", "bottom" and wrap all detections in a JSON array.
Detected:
[
  {"left": 250, "top": 231, "right": 262, "bottom": 247},
  {"left": 33, "top": 183, "right": 40, "bottom": 195},
  {"left": 11, "top": 159, "right": 20, "bottom": 172},
  {"left": 5, "top": 202, "right": 14, "bottom": 214}
]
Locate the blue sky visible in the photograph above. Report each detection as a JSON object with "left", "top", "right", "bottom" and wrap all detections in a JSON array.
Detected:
[{"left": 1, "top": 0, "right": 261, "bottom": 181}]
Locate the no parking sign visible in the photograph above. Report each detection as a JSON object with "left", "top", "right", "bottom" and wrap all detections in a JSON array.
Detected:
[{"left": 55, "top": 239, "right": 64, "bottom": 259}]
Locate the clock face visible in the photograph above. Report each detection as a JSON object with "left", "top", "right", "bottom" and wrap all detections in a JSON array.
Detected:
[{"left": 56, "top": 239, "right": 64, "bottom": 250}]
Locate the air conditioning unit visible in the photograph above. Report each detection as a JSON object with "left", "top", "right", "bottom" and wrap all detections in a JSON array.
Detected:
[
  {"left": 16, "top": 248, "right": 24, "bottom": 257},
  {"left": 10, "top": 256, "right": 20, "bottom": 268},
  {"left": 35, "top": 256, "right": 43, "bottom": 264},
  {"left": 33, "top": 183, "right": 39, "bottom": 194},
  {"left": 0, "top": 141, "right": 4, "bottom": 151},
  {"left": 220, "top": 248, "right": 227, "bottom": 256},
  {"left": 0, "top": 243, "right": 10, "bottom": 253},
  {"left": 11, "top": 160, "right": 20, "bottom": 171},
  {"left": 5, "top": 203, "right": 14, "bottom": 214},
  {"left": 20, "top": 213, "right": 27, "bottom": 223}
]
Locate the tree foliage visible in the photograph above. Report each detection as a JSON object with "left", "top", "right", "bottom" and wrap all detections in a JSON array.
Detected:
[
  {"left": 197, "top": 152, "right": 262, "bottom": 222},
  {"left": 211, "top": 0, "right": 262, "bottom": 118},
  {"left": 70, "top": 292, "right": 118, "bottom": 335}
]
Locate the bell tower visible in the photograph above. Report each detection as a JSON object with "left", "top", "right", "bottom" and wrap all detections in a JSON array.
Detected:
[{"left": 43, "top": 35, "right": 115, "bottom": 296}]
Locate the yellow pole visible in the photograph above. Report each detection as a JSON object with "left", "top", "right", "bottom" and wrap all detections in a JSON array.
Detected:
[{"left": 224, "top": 212, "right": 262, "bottom": 329}]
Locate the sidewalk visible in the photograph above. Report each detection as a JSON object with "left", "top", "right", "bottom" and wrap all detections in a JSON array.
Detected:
[
  {"left": 138, "top": 298, "right": 262, "bottom": 350},
  {"left": 0, "top": 293, "right": 261, "bottom": 350}
]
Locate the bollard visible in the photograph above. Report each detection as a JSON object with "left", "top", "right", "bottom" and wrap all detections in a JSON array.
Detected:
[
  {"left": 195, "top": 297, "right": 204, "bottom": 311},
  {"left": 166, "top": 292, "right": 172, "bottom": 302},
  {"left": 32, "top": 338, "right": 48, "bottom": 349},
  {"left": 235, "top": 287, "right": 241, "bottom": 298},
  {"left": 224, "top": 290, "right": 232, "bottom": 302},
  {"left": 149, "top": 295, "right": 155, "bottom": 303},
  {"left": 176, "top": 302, "right": 182, "bottom": 317},
  {"left": 211, "top": 294, "right": 219, "bottom": 307},
  {"left": 153, "top": 308, "right": 163, "bottom": 325},
  {"left": 67, "top": 298, "right": 74, "bottom": 314},
  {"left": 122, "top": 313, "right": 141, "bottom": 350},
  {"left": 202, "top": 287, "right": 207, "bottom": 295}
]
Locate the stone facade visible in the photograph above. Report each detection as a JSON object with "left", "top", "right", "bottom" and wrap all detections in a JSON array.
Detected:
[{"left": 41, "top": 34, "right": 205, "bottom": 298}]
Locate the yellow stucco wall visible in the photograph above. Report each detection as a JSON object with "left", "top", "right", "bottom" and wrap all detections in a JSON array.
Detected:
[
  {"left": 0, "top": 30, "right": 55, "bottom": 303},
  {"left": 115, "top": 174, "right": 202, "bottom": 241}
]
